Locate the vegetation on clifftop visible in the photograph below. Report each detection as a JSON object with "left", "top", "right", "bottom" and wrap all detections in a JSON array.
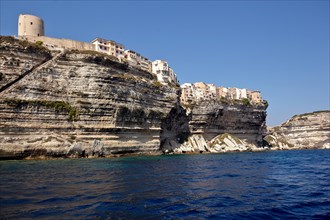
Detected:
[
  {"left": 292, "top": 110, "right": 330, "bottom": 119},
  {"left": 0, "top": 36, "right": 51, "bottom": 57}
]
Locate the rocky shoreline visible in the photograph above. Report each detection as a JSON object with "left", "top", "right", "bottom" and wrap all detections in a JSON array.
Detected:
[{"left": 0, "top": 36, "right": 329, "bottom": 160}]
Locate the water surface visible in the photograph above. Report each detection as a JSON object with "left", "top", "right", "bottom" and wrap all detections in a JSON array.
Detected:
[{"left": 1, "top": 150, "right": 330, "bottom": 219}]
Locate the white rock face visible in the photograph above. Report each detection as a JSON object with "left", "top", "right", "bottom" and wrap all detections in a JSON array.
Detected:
[
  {"left": 173, "top": 135, "right": 209, "bottom": 153},
  {"left": 173, "top": 133, "right": 263, "bottom": 154},
  {"left": 268, "top": 111, "right": 330, "bottom": 150},
  {"left": 263, "top": 135, "right": 292, "bottom": 150},
  {"left": 208, "top": 133, "right": 255, "bottom": 152}
]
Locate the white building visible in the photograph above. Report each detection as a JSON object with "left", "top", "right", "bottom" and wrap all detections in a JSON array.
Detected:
[
  {"left": 228, "top": 88, "right": 248, "bottom": 100},
  {"left": 237, "top": 88, "right": 247, "bottom": 99},
  {"left": 180, "top": 82, "right": 264, "bottom": 106},
  {"left": 193, "top": 82, "right": 217, "bottom": 101},
  {"left": 152, "top": 60, "right": 178, "bottom": 85},
  {"left": 124, "top": 50, "right": 152, "bottom": 72},
  {"left": 216, "top": 86, "right": 228, "bottom": 99},
  {"left": 247, "top": 90, "right": 262, "bottom": 103},
  {"left": 180, "top": 82, "right": 219, "bottom": 104},
  {"left": 91, "top": 37, "right": 125, "bottom": 60},
  {"left": 180, "top": 83, "right": 195, "bottom": 103}
]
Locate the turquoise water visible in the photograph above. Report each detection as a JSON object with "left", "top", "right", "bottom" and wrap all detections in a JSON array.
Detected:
[{"left": 1, "top": 150, "right": 330, "bottom": 219}]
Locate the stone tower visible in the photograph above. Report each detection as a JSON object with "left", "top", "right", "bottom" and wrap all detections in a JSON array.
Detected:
[{"left": 18, "top": 14, "right": 45, "bottom": 37}]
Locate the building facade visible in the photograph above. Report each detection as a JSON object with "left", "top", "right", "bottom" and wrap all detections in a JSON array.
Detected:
[
  {"left": 180, "top": 82, "right": 263, "bottom": 105},
  {"left": 248, "top": 91, "right": 262, "bottom": 103},
  {"left": 91, "top": 38, "right": 125, "bottom": 60},
  {"left": 152, "top": 60, "right": 178, "bottom": 85},
  {"left": 180, "top": 83, "right": 195, "bottom": 103},
  {"left": 124, "top": 50, "right": 152, "bottom": 72}
]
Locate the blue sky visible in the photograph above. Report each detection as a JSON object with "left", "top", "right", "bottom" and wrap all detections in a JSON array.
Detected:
[{"left": 1, "top": 0, "right": 329, "bottom": 126}]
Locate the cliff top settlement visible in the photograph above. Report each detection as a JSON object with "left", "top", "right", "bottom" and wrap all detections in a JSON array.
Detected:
[
  {"left": 16, "top": 13, "right": 264, "bottom": 105},
  {"left": 180, "top": 82, "right": 263, "bottom": 106},
  {"left": 17, "top": 14, "right": 178, "bottom": 86}
]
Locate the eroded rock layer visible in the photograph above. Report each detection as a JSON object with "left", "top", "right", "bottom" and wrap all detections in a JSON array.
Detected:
[
  {"left": 188, "top": 102, "right": 267, "bottom": 144},
  {"left": 161, "top": 100, "right": 268, "bottom": 153},
  {"left": 0, "top": 37, "right": 179, "bottom": 159},
  {"left": 268, "top": 111, "right": 330, "bottom": 150}
]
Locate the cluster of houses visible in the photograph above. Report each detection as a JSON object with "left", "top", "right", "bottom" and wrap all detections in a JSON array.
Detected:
[
  {"left": 92, "top": 38, "right": 177, "bottom": 85},
  {"left": 17, "top": 14, "right": 178, "bottom": 85},
  {"left": 16, "top": 14, "right": 265, "bottom": 103},
  {"left": 180, "top": 82, "right": 263, "bottom": 105}
]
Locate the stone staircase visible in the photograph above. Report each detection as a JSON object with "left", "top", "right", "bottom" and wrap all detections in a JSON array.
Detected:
[{"left": 0, "top": 50, "right": 65, "bottom": 93}]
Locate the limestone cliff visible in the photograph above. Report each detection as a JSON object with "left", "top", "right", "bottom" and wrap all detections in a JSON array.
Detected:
[
  {"left": 0, "top": 36, "right": 270, "bottom": 159},
  {"left": 0, "top": 36, "right": 179, "bottom": 159},
  {"left": 161, "top": 99, "right": 268, "bottom": 153},
  {"left": 187, "top": 101, "right": 267, "bottom": 144},
  {"left": 265, "top": 111, "right": 330, "bottom": 150}
]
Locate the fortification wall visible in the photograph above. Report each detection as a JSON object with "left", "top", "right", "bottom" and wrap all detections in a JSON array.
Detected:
[{"left": 19, "top": 35, "right": 94, "bottom": 51}]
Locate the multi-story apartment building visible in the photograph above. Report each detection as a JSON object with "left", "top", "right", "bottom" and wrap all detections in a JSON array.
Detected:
[
  {"left": 193, "top": 82, "right": 217, "bottom": 101},
  {"left": 91, "top": 37, "right": 125, "bottom": 60},
  {"left": 168, "top": 67, "right": 178, "bottom": 84},
  {"left": 124, "top": 50, "right": 152, "bottom": 72},
  {"left": 181, "top": 82, "right": 263, "bottom": 105},
  {"left": 180, "top": 83, "right": 195, "bottom": 103},
  {"left": 247, "top": 90, "right": 262, "bottom": 103},
  {"left": 181, "top": 82, "right": 218, "bottom": 104},
  {"left": 227, "top": 88, "right": 248, "bottom": 100},
  {"left": 152, "top": 60, "right": 178, "bottom": 85},
  {"left": 216, "top": 86, "right": 228, "bottom": 99}
]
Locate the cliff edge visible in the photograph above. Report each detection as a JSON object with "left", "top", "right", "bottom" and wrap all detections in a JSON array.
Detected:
[
  {"left": 0, "top": 36, "right": 180, "bottom": 159},
  {"left": 265, "top": 111, "right": 330, "bottom": 150}
]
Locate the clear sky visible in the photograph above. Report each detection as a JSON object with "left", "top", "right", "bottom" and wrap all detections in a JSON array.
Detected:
[{"left": 1, "top": 0, "right": 329, "bottom": 126}]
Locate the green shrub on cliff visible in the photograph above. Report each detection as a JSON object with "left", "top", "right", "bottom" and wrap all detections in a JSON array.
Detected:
[
  {"left": 220, "top": 97, "right": 230, "bottom": 104},
  {"left": 241, "top": 98, "right": 251, "bottom": 106},
  {"left": 131, "top": 108, "right": 145, "bottom": 118},
  {"left": 262, "top": 100, "right": 269, "bottom": 108},
  {"left": 113, "top": 73, "right": 137, "bottom": 82},
  {"left": 152, "top": 81, "right": 163, "bottom": 88},
  {"left": 0, "top": 36, "right": 51, "bottom": 56},
  {"left": 148, "top": 110, "right": 163, "bottom": 119},
  {"left": 4, "top": 99, "right": 79, "bottom": 121},
  {"left": 35, "top": 40, "right": 43, "bottom": 46}
]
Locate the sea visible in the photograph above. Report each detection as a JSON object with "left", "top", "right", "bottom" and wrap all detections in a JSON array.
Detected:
[{"left": 0, "top": 149, "right": 329, "bottom": 219}]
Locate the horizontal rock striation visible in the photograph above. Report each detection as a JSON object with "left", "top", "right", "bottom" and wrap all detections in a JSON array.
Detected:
[
  {"left": 188, "top": 101, "right": 267, "bottom": 144},
  {"left": 0, "top": 37, "right": 179, "bottom": 159},
  {"left": 161, "top": 100, "right": 268, "bottom": 153},
  {"left": 0, "top": 36, "right": 52, "bottom": 90},
  {"left": 0, "top": 36, "right": 272, "bottom": 158},
  {"left": 267, "top": 111, "right": 330, "bottom": 150}
]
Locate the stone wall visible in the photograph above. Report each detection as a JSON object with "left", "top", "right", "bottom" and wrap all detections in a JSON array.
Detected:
[{"left": 19, "top": 35, "right": 94, "bottom": 51}]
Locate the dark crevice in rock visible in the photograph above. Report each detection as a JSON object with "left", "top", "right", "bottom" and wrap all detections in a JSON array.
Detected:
[{"left": 160, "top": 105, "right": 191, "bottom": 151}]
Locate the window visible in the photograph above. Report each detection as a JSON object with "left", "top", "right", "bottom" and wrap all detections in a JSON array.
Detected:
[{"left": 30, "top": 22, "right": 33, "bottom": 25}]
